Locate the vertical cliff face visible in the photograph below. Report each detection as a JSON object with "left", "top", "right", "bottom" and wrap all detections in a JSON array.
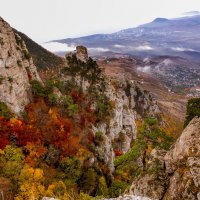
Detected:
[
  {"left": 129, "top": 117, "right": 200, "bottom": 200},
  {"left": 93, "top": 79, "right": 160, "bottom": 171},
  {"left": 0, "top": 17, "right": 41, "bottom": 114}
]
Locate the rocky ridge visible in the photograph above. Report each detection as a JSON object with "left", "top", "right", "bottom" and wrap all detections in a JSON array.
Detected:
[
  {"left": 0, "top": 17, "right": 41, "bottom": 114},
  {"left": 66, "top": 47, "right": 161, "bottom": 171}
]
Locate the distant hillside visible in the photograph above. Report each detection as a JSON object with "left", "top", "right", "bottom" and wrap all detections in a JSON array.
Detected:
[
  {"left": 14, "top": 30, "right": 66, "bottom": 70},
  {"left": 50, "top": 14, "right": 200, "bottom": 61}
]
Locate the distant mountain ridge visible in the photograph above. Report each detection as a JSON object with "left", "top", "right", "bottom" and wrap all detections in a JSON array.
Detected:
[
  {"left": 50, "top": 13, "right": 200, "bottom": 61},
  {"left": 152, "top": 18, "right": 170, "bottom": 23},
  {"left": 182, "top": 11, "right": 200, "bottom": 16}
]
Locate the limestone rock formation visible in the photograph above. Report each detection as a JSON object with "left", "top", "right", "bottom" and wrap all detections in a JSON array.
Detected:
[
  {"left": 66, "top": 45, "right": 88, "bottom": 63},
  {"left": 163, "top": 117, "right": 200, "bottom": 200},
  {"left": 129, "top": 117, "right": 200, "bottom": 200},
  {"left": 76, "top": 45, "right": 89, "bottom": 62},
  {"left": 0, "top": 17, "right": 41, "bottom": 114},
  {"left": 64, "top": 46, "right": 161, "bottom": 172},
  {"left": 93, "top": 78, "right": 160, "bottom": 171}
]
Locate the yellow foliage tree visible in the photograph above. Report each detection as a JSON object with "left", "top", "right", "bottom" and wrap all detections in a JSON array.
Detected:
[
  {"left": 15, "top": 165, "right": 45, "bottom": 200},
  {"left": 46, "top": 181, "right": 68, "bottom": 199}
]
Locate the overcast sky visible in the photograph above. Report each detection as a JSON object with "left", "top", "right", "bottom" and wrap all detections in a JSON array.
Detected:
[{"left": 1, "top": 0, "right": 200, "bottom": 43}]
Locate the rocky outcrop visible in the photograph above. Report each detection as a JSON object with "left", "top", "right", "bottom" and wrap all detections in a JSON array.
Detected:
[
  {"left": 0, "top": 17, "right": 41, "bottom": 114},
  {"left": 76, "top": 46, "right": 88, "bottom": 62},
  {"left": 66, "top": 45, "right": 88, "bottom": 63},
  {"left": 163, "top": 117, "right": 200, "bottom": 200},
  {"left": 129, "top": 117, "right": 200, "bottom": 200}
]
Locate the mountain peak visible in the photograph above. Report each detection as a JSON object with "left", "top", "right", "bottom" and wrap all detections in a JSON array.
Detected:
[{"left": 152, "top": 18, "right": 169, "bottom": 23}]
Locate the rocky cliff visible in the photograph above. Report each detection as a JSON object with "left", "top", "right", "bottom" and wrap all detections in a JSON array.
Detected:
[
  {"left": 0, "top": 17, "right": 41, "bottom": 114},
  {"left": 129, "top": 117, "right": 200, "bottom": 200},
  {"left": 93, "top": 78, "right": 161, "bottom": 171}
]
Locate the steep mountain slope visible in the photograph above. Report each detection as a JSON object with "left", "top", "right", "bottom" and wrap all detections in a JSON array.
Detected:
[
  {"left": 0, "top": 17, "right": 41, "bottom": 114},
  {"left": 51, "top": 14, "right": 200, "bottom": 61},
  {"left": 14, "top": 30, "right": 65, "bottom": 70}
]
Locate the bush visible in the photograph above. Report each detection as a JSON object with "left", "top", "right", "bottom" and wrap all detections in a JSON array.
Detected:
[
  {"left": 60, "top": 95, "right": 79, "bottom": 117},
  {"left": 59, "top": 156, "right": 82, "bottom": 182},
  {"left": 48, "top": 93, "right": 58, "bottom": 106},
  {"left": 184, "top": 98, "right": 200, "bottom": 127},
  {"left": 22, "top": 49, "right": 31, "bottom": 60},
  {"left": 44, "top": 79, "right": 55, "bottom": 94},
  {"left": 79, "top": 168, "right": 98, "bottom": 196},
  {"left": 67, "top": 103, "right": 79, "bottom": 117},
  {"left": 46, "top": 181, "right": 67, "bottom": 198},
  {"left": 20, "top": 110, "right": 29, "bottom": 122},
  {"left": 0, "top": 101, "right": 13, "bottom": 119},
  {"left": 114, "top": 139, "right": 146, "bottom": 167},
  {"left": 4, "top": 146, "right": 24, "bottom": 162},
  {"left": 109, "top": 180, "right": 129, "bottom": 197},
  {"left": 96, "top": 176, "right": 109, "bottom": 197},
  {"left": 145, "top": 117, "right": 158, "bottom": 126},
  {"left": 95, "top": 95, "right": 113, "bottom": 123},
  {"left": 94, "top": 131, "right": 104, "bottom": 145},
  {"left": 0, "top": 146, "right": 24, "bottom": 178},
  {"left": 15, "top": 34, "right": 22, "bottom": 45},
  {"left": 0, "top": 75, "right": 4, "bottom": 84},
  {"left": 30, "top": 80, "right": 45, "bottom": 97}
]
